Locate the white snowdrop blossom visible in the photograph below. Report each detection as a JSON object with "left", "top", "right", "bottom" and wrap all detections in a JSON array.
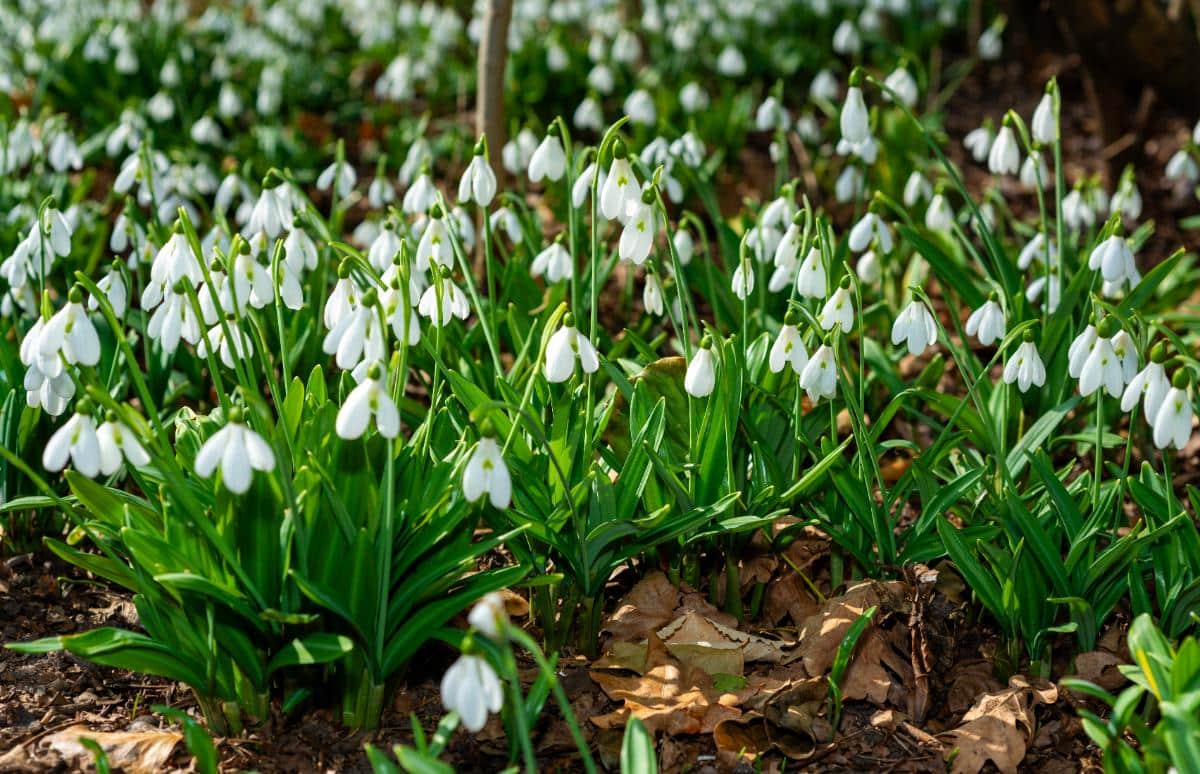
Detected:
[
  {"left": 463, "top": 434, "right": 511, "bottom": 509},
  {"left": 600, "top": 148, "right": 639, "bottom": 220},
  {"left": 336, "top": 363, "right": 400, "bottom": 440},
  {"left": 1153, "top": 381, "right": 1194, "bottom": 450},
  {"left": 619, "top": 196, "right": 656, "bottom": 265},
  {"left": 544, "top": 319, "right": 599, "bottom": 383},
  {"left": 796, "top": 248, "right": 827, "bottom": 299},
  {"left": 528, "top": 132, "right": 567, "bottom": 182},
  {"left": 840, "top": 85, "right": 870, "bottom": 146},
  {"left": 43, "top": 406, "right": 101, "bottom": 478},
  {"left": 194, "top": 410, "right": 276, "bottom": 495},
  {"left": 1122, "top": 357, "right": 1169, "bottom": 424},
  {"left": 684, "top": 345, "right": 716, "bottom": 398},
  {"left": 925, "top": 194, "right": 955, "bottom": 232},
  {"left": 987, "top": 125, "right": 1020, "bottom": 176},
  {"left": 964, "top": 126, "right": 994, "bottom": 163},
  {"left": 96, "top": 414, "right": 151, "bottom": 476},
  {"left": 884, "top": 67, "right": 918, "bottom": 107},
  {"left": 904, "top": 172, "right": 932, "bottom": 207},
  {"left": 458, "top": 150, "right": 497, "bottom": 207},
  {"left": 1088, "top": 234, "right": 1137, "bottom": 284},
  {"left": 800, "top": 343, "right": 838, "bottom": 403},
  {"left": 965, "top": 298, "right": 1006, "bottom": 346},
  {"left": 39, "top": 290, "right": 101, "bottom": 368},
  {"left": 1031, "top": 92, "right": 1057, "bottom": 144},
  {"left": 819, "top": 282, "right": 854, "bottom": 333},
  {"left": 891, "top": 300, "right": 938, "bottom": 356},
  {"left": 770, "top": 322, "right": 809, "bottom": 375},
  {"left": 441, "top": 654, "right": 503, "bottom": 733},
  {"left": 849, "top": 212, "right": 893, "bottom": 253},
  {"left": 1068, "top": 324, "right": 1099, "bottom": 379},
  {"left": 418, "top": 275, "right": 470, "bottom": 327},
  {"left": 680, "top": 82, "right": 709, "bottom": 114},
  {"left": 1078, "top": 329, "right": 1126, "bottom": 399},
  {"left": 416, "top": 212, "right": 455, "bottom": 272},
  {"left": 531, "top": 241, "right": 574, "bottom": 283},
  {"left": 716, "top": 45, "right": 746, "bottom": 77},
  {"left": 1003, "top": 337, "right": 1047, "bottom": 393},
  {"left": 89, "top": 265, "right": 128, "bottom": 317},
  {"left": 731, "top": 257, "right": 755, "bottom": 300},
  {"left": 467, "top": 592, "right": 509, "bottom": 640}
]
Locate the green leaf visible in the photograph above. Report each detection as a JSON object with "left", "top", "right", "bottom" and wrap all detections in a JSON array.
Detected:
[
  {"left": 268, "top": 633, "right": 355, "bottom": 675},
  {"left": 620, "top": 716, "right": 657, "bottom": 774}
]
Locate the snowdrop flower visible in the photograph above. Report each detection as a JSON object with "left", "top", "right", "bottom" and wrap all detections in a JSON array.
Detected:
[
  {"left": 324, "top": 266, "right": 360, "bottom": 330},
  {"left": 547, "top": 41, "right": 569, "bottom": 71},
  {"left": 531, "top": 239, "right": 573, "bottom": 283},
  {"left": 1088, "top": 232, "right": 1136, "bottom": 284},
  {"left": 832, "top": 21, "right": 862, "bottom": 55},
  {"left": 572, "top": 162, "right": 601, "bottom": 208},
  {"left": 398, "top": 139, "right": 432, "bottom": 188},
  {"left": 1112, "top": 330, "right": 1139, "bottom": 383},
  {"left": 770, "top": 314, "right": 809, "bottom": 375},
  {"left": 679, "top": 82, "right": 710, "bottom": 114},
  {"left": 43, "top": 401, "right": 101, "bottom": 477},
  {"left": 544, "top": 315, "right": 599, "bottom": 383},
  {"left": 883, "top": 66, "right": 918, "bottom": 107},
  {"left": 416, "top": 208, "right": 455, "bottom": 272},
  {"left": 85, "top": 264, "right": 127, "bottom": 318},
  {"left": 368, "top": 223, "right": 404, "bottom": 272},
  {"left": 459, "top": 141, "right": 497, "bottom": 206},
  {"left": 95, "top": 411, "right": 150, "bottom": 476},
  {"left": 46, "top": 130, "right": 83, "bottom": 172},
  {"left": 147, "top": 287, "right": 202, "bottom": 355},
  {"left": 673, "top": 228, "right": 695, "bottom": 266},
  {"left": 856, "top": 250, "right": 881, "bottom": 285},
  {"left": 835, "top": 166, "right": 865, "bottom": 204},
  {"left": 1122, "top": 344, "right": 1169, "bottom": 423},
  {"left": 1110, "top": 171, "right": 1143, "bottom": 220},
  {"left": 573, "top": 96, "right": 605, "bottom": 131},
  {"left": 1031, "top": 90, "right": 1057, "bottom": 145},
  {"left": 247, "top": 182, "right": 293, "bottom": 239},
  {"left": 587, "top": 64, "right": 615, "bottom": 94},
  {"left": 336, "top": 362, "right": 400, "bottom": 440},
  {"left": 317, "top": 158, "right": 357, "bottom": 200},
  {"left": 643, "top": 272, "right": 664, "bottom": 316},
  {"left": 402, "top": 168, "right": 438, "bottom": 215},
  {"left": 529, "top": 127, "right": 567, "bottom": 183},
  {"left": 964, "top": 125, "right": 994, "bottom": 163},
  {"left": 1003, "top": 332, "right": 1047, "bottom": 393},
  {"left": 468, "top": 592, "right": 509, "bottom": 640},
  {"left": 891, "top": 299, "right": 938, "bottom": 356},
  {"left": 463, "top": 427, "right": 511, "bottom": 509},
  {"left": 325, "top": 289, "right": 387, "bottom": 367},
  {"left": 198, "top": 314, "right": 253, "bottom": 369},
  {"left": 978, "top": 25, "right": 1003, "bottom": 60},
  {"left": 619, "top": 190, "right": 657, "bottom": 265},
  {"left": 1017, "top": 233, "right": 1055, "bottom": 270},
  {"left": 796, "top": 247, "right": 827, "bottom": 299},
  {"left": 756, "top": 96, "right": 791, "bottom": 132},
  {"left": 925, "top": 193, "right": 955, "bottom": 232},
  {"left": 903, "top": 171, "right": 932, "bottom": 207},
  {"left": 190, "top": 116, "right": 223, "bottom": 145},
  {"left": 490, "top": 206, "right": 524, "bottom": 244},
  {"left": 368, "top": 175, "right": 395, "bottom": 209},
  {"left": 731, "top": 255, "right": 755, "bottom": 300},
  {"left": 380, "top": 279, "right": 421, "bottom": 347},
  {"left": 40, "top": 287, "right": 100, "bottom": 368},
  {"left": 849, "top": 210, "right": 893, "bottom": 253},
  {"left": 965, "top": 296, "right": 1006, "bottom": 346},
  {"left": 1153, "top": 372, "right": 1194, "bottom": 450},
  {"left": 684, "top": 340, "right": 716, "bottom": 398},
  {"left": 716, "top": 45, "right": 746, "bottom": 77},
  {"left": 502, "top": 128, "right": 539, "bottom": 175},
  {"left": 1068, "top": 322, "right": 1099, "bottom": 380},
  {"left": 441, "top": 654, "right": 503, "bottom": 733},
  {"left": 840, "top": 81, "right": 870, "bottom": 146},
  {"left": 988, "top": 123, "right": 1021, "bottom": 176},
  {"left": 800, "top": 341, "right": 838, "bottom": 403},
  {"left": 1078, "top": 319, "right": 1126, "bottom": 399},
  {"left": 810, "top": 69, "right": 839, "bottom": 102},
  {"left": 418, "top": 271, "right": 470, "bottom": 327},
  {"left": 195, "top": 407, "right": 276, "bottom": 495},
  {"left": 1165, "top": 149, "right": 1199, "bottom": 183},
  {"left": 819, "top": 278, "right": 855, "bottom": 333},
  {"left": 1062, "top": 187, "right": 1097, "bottom": 231},
  {"left": 600, "top": 141, "right": 639, "bottom": 220},
  {"left": 218, "top": 83, "right": 243, "bottom": 118},
  {"left": 624, "top": 90, "right": 657, "bottom": 126}
]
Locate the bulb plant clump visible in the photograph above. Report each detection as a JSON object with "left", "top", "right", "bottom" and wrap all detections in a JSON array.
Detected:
[{"left": 2, "top": 0, "right": 1200, "bottom": 771}]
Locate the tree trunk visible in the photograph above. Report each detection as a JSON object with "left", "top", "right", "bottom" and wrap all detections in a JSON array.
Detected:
[{"left": 475, "top": 0, "right": 512, "bottom": 157}]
